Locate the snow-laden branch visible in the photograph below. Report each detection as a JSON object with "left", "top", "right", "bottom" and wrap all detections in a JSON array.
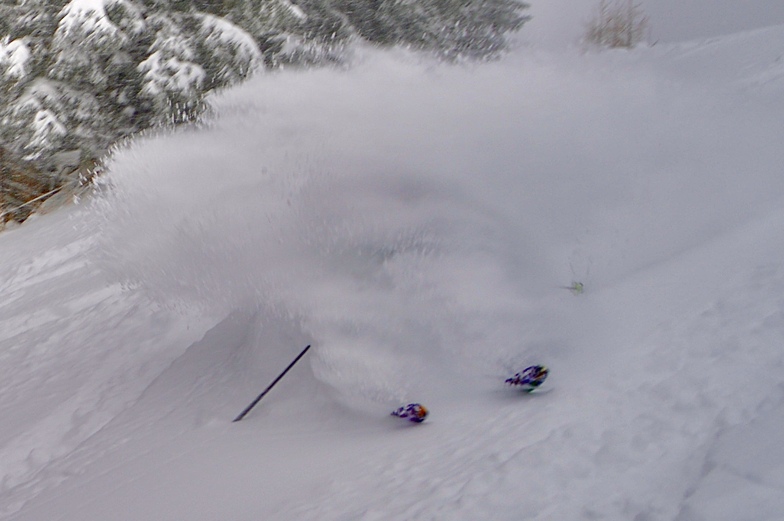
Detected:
[
  {"left": 138, "top": 51, "right": 205, "bottom": 97},
  {"left": 57, "top": 0, "right": 124, "bottom": 35},
  {"left": 0, "top": 38, "right": 31, "bottom": 79}
]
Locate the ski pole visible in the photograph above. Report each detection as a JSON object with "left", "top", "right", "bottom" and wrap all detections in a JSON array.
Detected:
[{"left": 232, "top": 344, "right": 312, "bottom": 422}]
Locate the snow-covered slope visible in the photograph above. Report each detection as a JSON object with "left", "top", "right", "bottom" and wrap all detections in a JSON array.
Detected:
[{"left": 2, "top": 28, "right": 784, "bottom": 520}]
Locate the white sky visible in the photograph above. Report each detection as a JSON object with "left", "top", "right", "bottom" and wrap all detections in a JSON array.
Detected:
[{"left": 523, "top": 0, "right": 784, "bottom": 47}]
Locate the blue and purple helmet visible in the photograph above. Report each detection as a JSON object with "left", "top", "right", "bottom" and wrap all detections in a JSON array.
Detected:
[{"left": 506, "top": 365, "right": 548, "bottom": 391}]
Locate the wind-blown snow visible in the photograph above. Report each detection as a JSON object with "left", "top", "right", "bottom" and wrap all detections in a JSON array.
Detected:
[{"left": 2, "top": 28, "right": 784, "bottom": 520}]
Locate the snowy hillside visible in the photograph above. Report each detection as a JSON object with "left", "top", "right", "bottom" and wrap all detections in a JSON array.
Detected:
[{"left": 2, "top": 26, "right": 784, "bottom": 520}]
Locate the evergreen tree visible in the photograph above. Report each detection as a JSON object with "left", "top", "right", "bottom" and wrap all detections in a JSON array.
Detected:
[{"left": 1, "top": 0, "right": 264, "bottom": 162}]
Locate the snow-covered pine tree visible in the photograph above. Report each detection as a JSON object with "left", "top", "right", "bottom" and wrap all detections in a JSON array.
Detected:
[
  {"left": 1, "top": 0, "right": 263, "bottom": 163},
  {"left": 225, "top": 0, "right": 530, "bottom": 65}
]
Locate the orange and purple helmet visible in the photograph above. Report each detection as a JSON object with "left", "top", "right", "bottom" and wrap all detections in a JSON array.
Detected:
[{"left": 391, "top": 403, "right": 429, "bottom": 423}]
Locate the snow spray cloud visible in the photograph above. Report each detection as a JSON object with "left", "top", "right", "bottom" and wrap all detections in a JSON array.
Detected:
[{"left": 89, "top": 46, "right": 784, "bottom": 405}]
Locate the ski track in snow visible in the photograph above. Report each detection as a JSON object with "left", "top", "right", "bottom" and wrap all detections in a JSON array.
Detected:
[{"left": 3, "top": 29, "right": 784, "bottom": 520}]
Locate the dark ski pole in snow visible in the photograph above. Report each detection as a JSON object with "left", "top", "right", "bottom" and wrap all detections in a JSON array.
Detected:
[{"left": 232, "top": 344, "right": 312, "bottom": 422}]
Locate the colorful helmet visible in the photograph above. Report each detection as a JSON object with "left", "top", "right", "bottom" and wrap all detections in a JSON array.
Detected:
[
  {"left": 391, "top": 403, "right": 429, "bottom": 423},
  {"left": 505, "top": 365, "right": 549, "bottom": 390}
]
